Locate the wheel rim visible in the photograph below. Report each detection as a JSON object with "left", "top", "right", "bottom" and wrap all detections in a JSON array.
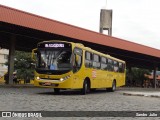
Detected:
[
  {"left": 82, "top": 81, "right": 89, "bottom": 94},
  {"left": 112, "top": 81, "right": 116, "bottom": 91},
  {"left": 85, "top": 82, "right": 88, "bottom": 93}
]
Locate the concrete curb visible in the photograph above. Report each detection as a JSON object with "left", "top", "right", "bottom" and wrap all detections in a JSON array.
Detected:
[{"left": 123, "top": 92, "right": 160, "bottom": 98}]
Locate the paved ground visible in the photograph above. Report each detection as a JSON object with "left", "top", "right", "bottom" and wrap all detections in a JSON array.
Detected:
[{"left": 0, "top": 86, "right": 160, "bottom": 120}]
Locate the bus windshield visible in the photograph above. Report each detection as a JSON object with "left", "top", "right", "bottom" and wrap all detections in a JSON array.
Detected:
[{"left": 36, "top": 49, "right": 72, "bottom": 71}]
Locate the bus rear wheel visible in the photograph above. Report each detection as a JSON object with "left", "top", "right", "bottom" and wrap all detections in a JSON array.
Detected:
[
  {"left": 107, "top": 80, "right": 116, "bottom": 92},
  {"left": 81, "top": 80, "right": 90, "bottom": 95},
  {"left": 54, "top": 88, "right": 60, "bottom": 94},
  {"left": 90, "top": 88, "right": 96, "bottom": 92},
  {"left": 111, "top": 80, "right": 116, "bottom": 92}
]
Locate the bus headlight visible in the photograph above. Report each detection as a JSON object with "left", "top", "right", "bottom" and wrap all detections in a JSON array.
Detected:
[
  {"left": 37, "top": 77, "right": 40, "bottom": 80},
  {"left": 60, "top": 75, "right": 71, "bottom": 82}
]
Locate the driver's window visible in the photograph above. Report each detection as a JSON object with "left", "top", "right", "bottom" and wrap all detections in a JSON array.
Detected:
[
  {"left": 57, "top": 51, "right": 71, "bottom": 64},
  {"left": 74, "top": 54, "right": 82, "bottom": 67},
  {"left": 73, "top": 48, "right": 82, "bottom": 73}
]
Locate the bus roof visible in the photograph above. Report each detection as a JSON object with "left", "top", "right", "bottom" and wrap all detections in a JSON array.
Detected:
[
  {"left": 40, "top": 40, "right": 125, "bottom": 63},
  {"left": 74, "top": 42, "right": 125, "bottom": 63}
]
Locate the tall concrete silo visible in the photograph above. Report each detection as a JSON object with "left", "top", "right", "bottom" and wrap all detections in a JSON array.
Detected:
[{"left": 99, "top": 9, "right": 112, "bottom": 36}]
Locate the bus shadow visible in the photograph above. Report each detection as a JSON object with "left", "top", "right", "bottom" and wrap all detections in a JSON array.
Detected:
[
  {"left": 37, "top": 89, "right": 116, "bottom": 96},
  {"left": 37, "top": 90, "right": 81, "bottom": 96}
]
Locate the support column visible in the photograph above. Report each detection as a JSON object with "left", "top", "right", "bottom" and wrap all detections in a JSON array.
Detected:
[
  {"left": 127, "top": 66, "right": 132, "bottom": 87},
  {"left": 153, "top": 67, "right": 157, "bottom": 89},
  {"left": 7, "top": 35, "right": 16, "bottom": 84}
]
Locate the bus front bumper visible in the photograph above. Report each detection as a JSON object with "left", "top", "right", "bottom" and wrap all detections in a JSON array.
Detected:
[{"left": 34, "top": 79, "right": 73, "bottom": 89}]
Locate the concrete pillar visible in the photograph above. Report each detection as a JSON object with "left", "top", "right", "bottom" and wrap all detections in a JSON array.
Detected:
[
  {"left": 128, "top": 66, "right": 132, "bottom": 86},
  {"left": 7, "top": 35, "right": 16, "bottom": 84},
  {"left": 153, "top": 67, "right": 157, "bottom": 89}
]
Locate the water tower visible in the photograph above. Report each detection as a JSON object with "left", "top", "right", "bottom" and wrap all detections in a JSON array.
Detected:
[{"left": 99, "top": 1, "right": 112, "bottom": 36}]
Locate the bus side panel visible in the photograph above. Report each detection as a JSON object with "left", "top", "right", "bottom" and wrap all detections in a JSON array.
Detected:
[
  {"left": 107, "top": 71, "right": 114, "bottom": 88},
  {"left": 94, "top": 69, "right": 107, "bottom": 88},
  {"left": 71, "top": 64, "right": 89, "bottom": 89},
  {"left": 84, "top": 68, "right": 95, "bottom": 88},
  {"left": 115, "top": 72, "right": 126, "bottom": 87},
  {"left": 93, "top": 70, "right": 114, "bottom": 89}
]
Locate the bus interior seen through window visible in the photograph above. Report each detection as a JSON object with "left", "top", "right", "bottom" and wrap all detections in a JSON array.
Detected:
[{"left": 38, "top": 49, "right": 72, "bottom": 70}]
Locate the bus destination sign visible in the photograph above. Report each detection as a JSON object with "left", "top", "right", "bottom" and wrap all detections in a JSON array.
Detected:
[
  {"left": 45, "top": 44, "right": 64, "bottom": 48},
  {"left": 38, "top": 42, "right": 71, "bottom": 49}
]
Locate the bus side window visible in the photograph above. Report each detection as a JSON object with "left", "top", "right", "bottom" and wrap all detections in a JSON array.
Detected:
[
  {"left": 119, "top": 63, "right": 125, "bottom": 73},
  {"left": 93, "top": 54, "right": 100, "bottom": 69},
  {"left": 85, "top": 51, "right": 92, "bottom": 68},
  {"left": 108, "top": 59, "right": 113, "bottom": 71},
  {"left": 119, "top": 63, "right": 122, "bottom": 73},
  {"left": 122, "top": 63, "right": 125, "bottom": 73},
  {"left": 101, "top": 57, "right": 107, "bottom": 70},
  {"left": 113, "top": 61, "right": 119, "bottom": 72}
]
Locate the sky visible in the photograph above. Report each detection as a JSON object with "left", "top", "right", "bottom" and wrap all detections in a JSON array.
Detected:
[{"left": 1, "top": 0, "right": 160, "bottom": 50}]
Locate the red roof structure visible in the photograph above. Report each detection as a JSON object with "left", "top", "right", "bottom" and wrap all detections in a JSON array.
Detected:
[{"left": 0, "top": 5, "right": 160, "bottom": 69}]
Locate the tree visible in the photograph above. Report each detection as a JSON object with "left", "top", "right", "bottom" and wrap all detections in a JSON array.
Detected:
[
  {"left": 127, "top": 67, "right": 151, "bottom": 87},
  {"left": 14, "top": 51, "right": 34, "bottom": 83}
]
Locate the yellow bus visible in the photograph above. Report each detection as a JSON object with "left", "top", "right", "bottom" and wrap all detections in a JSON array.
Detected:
[{"left": 32, "top": 40, "right": 126, "bottom": 94}]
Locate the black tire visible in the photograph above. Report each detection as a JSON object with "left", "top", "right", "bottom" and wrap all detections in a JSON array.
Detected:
[
  {"left": 111, "top": 80, "right": 116, "bottom": 92},
  {"left": 107, "top": 80, "right": 116, "bottom": 92},
  {"left": 81, "top": 80, "right": 89, "bottom": 95},
  {"left": 54, "top": 88, "right": 60, "bottom": 94},
  {"left": 90, "top": 88, "right": 96, "bottom": 92}
]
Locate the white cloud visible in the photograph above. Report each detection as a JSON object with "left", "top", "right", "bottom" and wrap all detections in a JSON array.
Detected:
[{"left": 108, "top": 0, "right": 160, "bottom": 49}]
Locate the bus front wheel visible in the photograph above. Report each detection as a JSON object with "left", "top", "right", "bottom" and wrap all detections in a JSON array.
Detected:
[{"left": 81, "top": 80, "right": 90, "bottom": 95}]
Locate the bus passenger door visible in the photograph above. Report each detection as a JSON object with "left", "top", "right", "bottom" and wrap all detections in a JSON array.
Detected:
[{"left": 72, "top": 48, "right": 83, "bottom": 88}]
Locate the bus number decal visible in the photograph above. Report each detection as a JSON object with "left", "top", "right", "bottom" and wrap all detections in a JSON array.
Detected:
[{"left": 92, "top": 70, "right": 97, "bottom": 78}]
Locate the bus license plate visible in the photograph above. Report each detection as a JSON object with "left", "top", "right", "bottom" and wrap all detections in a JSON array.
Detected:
[{"left": 43, "top": 82, "right": 52, "bottom": 86}]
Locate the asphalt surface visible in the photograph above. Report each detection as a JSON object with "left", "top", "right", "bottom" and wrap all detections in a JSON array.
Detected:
[{"left": 0, "top": 86, "right": 160, "bottom": 120}]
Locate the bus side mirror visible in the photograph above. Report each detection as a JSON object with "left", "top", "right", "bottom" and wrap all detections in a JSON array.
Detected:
[{"left": 32, "top": 49, "right": 37, "bottom": 61}]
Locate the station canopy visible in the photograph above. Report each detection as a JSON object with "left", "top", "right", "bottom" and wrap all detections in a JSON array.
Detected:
[{"left": 1, "top": 5, "right": 160, "bottom": 69}]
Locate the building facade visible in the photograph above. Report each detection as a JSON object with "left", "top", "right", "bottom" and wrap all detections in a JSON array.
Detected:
[
  {"left": 0, "top": 49, "right": 9, "bottom": 76},
  {"left": 144, "top": 71, "right": 160, "bottom": 88}
]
